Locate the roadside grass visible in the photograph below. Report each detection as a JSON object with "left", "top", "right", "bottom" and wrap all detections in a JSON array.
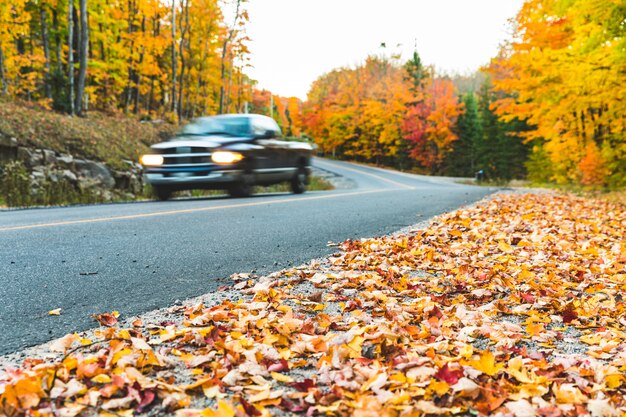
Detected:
[
  {"left": 171, "top": 175, "right": 335, "bottom": 199},
  {"left": 0, "top": 98, "right": 176, "bottom": 170},
  {"left": 3, "top": 192, "right": 626, "bottom": 416}
]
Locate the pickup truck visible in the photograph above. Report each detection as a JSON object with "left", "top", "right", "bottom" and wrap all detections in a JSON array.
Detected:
[{"left": 140, "top": 114, "right": 314, "bottom": 200}]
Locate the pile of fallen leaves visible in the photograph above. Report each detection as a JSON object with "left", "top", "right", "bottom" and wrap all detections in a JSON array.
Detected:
[{"left": 2, "top": 193, "right": 626, "bottom": 416}]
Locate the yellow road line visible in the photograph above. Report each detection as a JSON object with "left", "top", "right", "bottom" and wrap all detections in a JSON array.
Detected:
[
  {"left": 315, "top": 161, "right": 415, "bottom": 190},
  {"left": 0, "top": 189, "right": 393, "bottom": 232}
]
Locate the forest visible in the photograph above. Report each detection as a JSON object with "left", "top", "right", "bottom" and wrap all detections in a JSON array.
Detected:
[
  {"left": 304, "top": 0, "right": 625, "bottom": 186},
  {"left": 0, "top": 0, "right": 252, "bottom": 119},
  {"left": 0, "top": 0, "right": 624, "bottom": 186}
]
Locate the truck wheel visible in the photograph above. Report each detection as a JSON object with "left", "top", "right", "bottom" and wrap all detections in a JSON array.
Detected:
[
  {"left": 154, "top": 186, "right": 173, "bottom": 201},
  {"left": 291, "top": 166, "right": 308, "bottom": 194},
  {"left": 228, "top": 171, "right": 254, "bottom": 198}
]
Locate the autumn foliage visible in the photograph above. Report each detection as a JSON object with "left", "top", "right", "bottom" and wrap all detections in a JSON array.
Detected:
[
  {"left": 489, "top": 0, "right": 626, "bottom": 187},
  {"left": 2, "top": 193, "right": 626, "bottom": 415},
  {"left": 0, "top": 0, "right": 252, "bottom": 119},
  {"left": 303, "top": 55, "right": 462, "bottom": 172}
]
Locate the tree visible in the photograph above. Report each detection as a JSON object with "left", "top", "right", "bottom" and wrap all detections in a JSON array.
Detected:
[
  {"left": 445, "top": 92, "right": 482, "bottom": 177},
  {"left": 218, "top": 0, "right": 242, "bottom": 114},
  {"left": 476, "top": 78, "right": 529, "bottom": 181},
  {"left": 68, "top": 0, "right": 75, "bottom": 114},
  {"left": 75, "top": 0, "right": 88, "bottom": 115},
  {"left": 489, "top": 0, "right": 625, "bottom": 185},
  {"left": 403, "top": 78, "right": 462, "bottom": 173}
]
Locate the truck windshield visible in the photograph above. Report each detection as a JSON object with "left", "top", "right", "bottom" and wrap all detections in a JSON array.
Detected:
[{"left": 179, "top": 117, "right": 251, "bottom": 137}]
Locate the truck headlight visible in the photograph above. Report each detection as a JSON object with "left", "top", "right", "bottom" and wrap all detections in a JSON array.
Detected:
[
  {"left": 140, "top": 154, "right": 164, "bottom": 166},
  {"left": 211, "top": 151, "right": 243, "bottom": 164}
]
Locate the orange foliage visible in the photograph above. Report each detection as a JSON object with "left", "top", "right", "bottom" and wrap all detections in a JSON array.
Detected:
[{"left": 579, "top": 142, "right": 608, "bottom": 186}]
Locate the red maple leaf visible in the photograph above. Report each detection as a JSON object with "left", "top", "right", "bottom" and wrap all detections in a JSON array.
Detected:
[
  {"left": 562, "top": 306, "right": 578, "bottom": 324},
  {"left": 434, "top": 363, "right": 463, "bottom": 385},
  {"left": 290, "top": 378, "right": 315, "bottom": 392}
]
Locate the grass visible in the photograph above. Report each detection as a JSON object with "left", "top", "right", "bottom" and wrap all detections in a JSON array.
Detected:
[
  {"left": 0, "top": 98, "right": 177, "bottom": 170},
  {"left": 179, "top": 175, "right": 335, "bottom": 199}
]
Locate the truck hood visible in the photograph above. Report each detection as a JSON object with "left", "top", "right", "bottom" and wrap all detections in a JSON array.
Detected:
[{"left": 151, "top": 135, "right": 252, "bottom": 150}]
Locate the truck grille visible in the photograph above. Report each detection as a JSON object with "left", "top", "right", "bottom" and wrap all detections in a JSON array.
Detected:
[{"left": 156, "top": 146, "right": 213, "bottom": 167}]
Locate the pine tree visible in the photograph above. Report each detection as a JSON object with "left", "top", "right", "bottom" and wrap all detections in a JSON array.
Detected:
[
  {"left": 476, "top": 79, "right": 529, "bottom": 181},
  {"left": 445, "top": 93, "right": 482, "bottom": 177}
]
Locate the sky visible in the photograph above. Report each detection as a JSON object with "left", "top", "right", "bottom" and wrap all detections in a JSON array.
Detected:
[{"left": 244, "top": 0, "right": 525, "bottom": 100}]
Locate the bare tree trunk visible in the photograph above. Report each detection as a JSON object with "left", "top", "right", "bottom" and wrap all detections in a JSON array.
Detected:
[
  {"left": 68, "top": 0, "right": 75, "bottom": 115},
  {"left": 170, "top": 0, "right": 177, "bottom": 117},
  {"left": 218, "top": 0, "right": 241, "bottom": 114},
  {"left": 177, "top": 0, "right": 189, "bottom": 119},
  {"left": 52, "top": 9, "right": 62, "bottom": 71},
  {"left": 75, "top": 0, "right": 88, "bottom": 115},
  {"left": 133, "top": 16, "right": 146, "bottom": 114},
  {"left": 124, "top": 0, "right": 135, "bottom": 113},
  {"left": 225, "top": 54, "right": 232, "bottom": 113},
  {"left": 0, "top": 47, "right": 7, "bottom": 95},
  {"left": 40, "top": 4, "right": 52, "bottom": 99}
]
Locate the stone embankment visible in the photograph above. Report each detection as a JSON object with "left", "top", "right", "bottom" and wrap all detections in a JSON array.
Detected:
[{"left": 0, "top": 134, "right": 143, "bottom": 204}]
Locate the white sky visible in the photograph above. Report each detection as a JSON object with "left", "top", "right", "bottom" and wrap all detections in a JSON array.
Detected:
[{"left": 244, "top": 0, "right": 524, "bottom": 100}]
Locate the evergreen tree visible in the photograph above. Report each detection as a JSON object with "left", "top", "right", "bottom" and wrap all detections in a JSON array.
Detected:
[
  {"left": 404, "top": 50, "right": 427, "bottom": 97},
  {"left": 476, "top": 79, "right": 529, "bottom": 180},
  {"left": 445, "top": 93, "right": 482, "bottom": 177}
]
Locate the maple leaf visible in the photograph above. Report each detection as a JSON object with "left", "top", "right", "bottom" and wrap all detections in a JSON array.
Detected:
[
  {"left": 469, "top": 351, "right": 503, "bottom": 376},
  {"left": 434, "top": 363, "right": 463, "bottom": 385},
  {"left": 290, "top": 379, "right": 315, "bottom": 392},
  {"left": 561, "top": 305, "right": 578, "bottom": 324},
  {"left": 93, "top": 311, "right": 120, "bottom": 327}
]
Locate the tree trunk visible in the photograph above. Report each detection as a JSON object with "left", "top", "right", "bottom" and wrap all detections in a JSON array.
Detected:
[
  {"left": 218, "top": 0, "right": 241, "bottom": 114},
  {"left": 75, "top": 0, "right": 88, "bottom": 115},
  {"left": 40, "top": 4, "right": 52, "bottom": 99},
  {"left": 124, "top": 0, "right": 135, "bottom": 113},
  {"left": 171, "top": 0, "right": 177, "bottom": 117},
  {"left": 52, "top": 9, "right": 62, "bottom": 71},
  {"left": 68, "top": 0, "right": 75, "bottom": 115},
  {"left": 177, "top": 0, "right": 189, "bottom": 119},
  {"left": 224, "top": 55, "right": 233, "bottom": 113},
  {"left": 133, "top": 16, "right": 145, "bottom": 114},
  {"left": 0, "top": 47, "right": 7, "bottom": 95}
]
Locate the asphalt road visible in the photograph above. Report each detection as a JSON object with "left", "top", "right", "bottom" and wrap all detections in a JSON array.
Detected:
[{"left": 0, "top": 159, "right": 496, "bottom": 354}]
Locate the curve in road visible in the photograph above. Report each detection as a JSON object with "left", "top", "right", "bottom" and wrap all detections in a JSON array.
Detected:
[{"left": 0, "top": 158, "right": 497, "bottom": 354}]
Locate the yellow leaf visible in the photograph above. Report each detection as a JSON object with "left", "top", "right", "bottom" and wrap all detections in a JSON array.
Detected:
[
  {"left": 553, "top": 383, "right": 588, "bottom": 404},
  {"left": 48, "top": 308, "right": 62, "bottom": 316},
  {"left": 605, "top": 374, "right": 623, "bottom": 389},
  {"left": 526, "top": 322, "right": 545, "bottom": 337},
  {"left": 498, "top": 241, "right": 513, "bottom": 253},
  {"left": 92, "top": 374, "right": 112, "bottom": 384},
  {"left": 313, "top": 303, "right": 325, "bottom": 311},
  {"left": 470, "top": 351, "right": 503, "bottom": 376},
  {"left": 427, "top": 379, "right": 450, "bottom": 396},
  {"left": 271, "top": 372, "right": 293, "bottom": 383}
]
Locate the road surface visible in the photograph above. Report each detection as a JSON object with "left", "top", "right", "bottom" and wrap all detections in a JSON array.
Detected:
[{"left": 0, "top": 158, "right": 496, "bottom": 354}]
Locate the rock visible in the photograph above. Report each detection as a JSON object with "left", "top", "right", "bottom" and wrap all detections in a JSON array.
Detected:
[
  {"left": 61, "top": 170, "right": 78, "bottom": 184},
  {"left": 20, "top": 149, "right": 45, "bottom": 167},
  {"left": 57, "top": 154, "right": 74, "bottom": 167},
  {"left": 112, "top": 170, "right": 142, "bottom": 194},
  {"left": 74, "top": 159, "right": 115, "bottom": 189},
  {"left": 43, "top": 149, "right": 56, "bottom": 164},
  {"left": 30, "top": 170, "right": 45, "bottom": 182},
  {"left": 129, "top": 174, "right": 142, "bottom": 194}
]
